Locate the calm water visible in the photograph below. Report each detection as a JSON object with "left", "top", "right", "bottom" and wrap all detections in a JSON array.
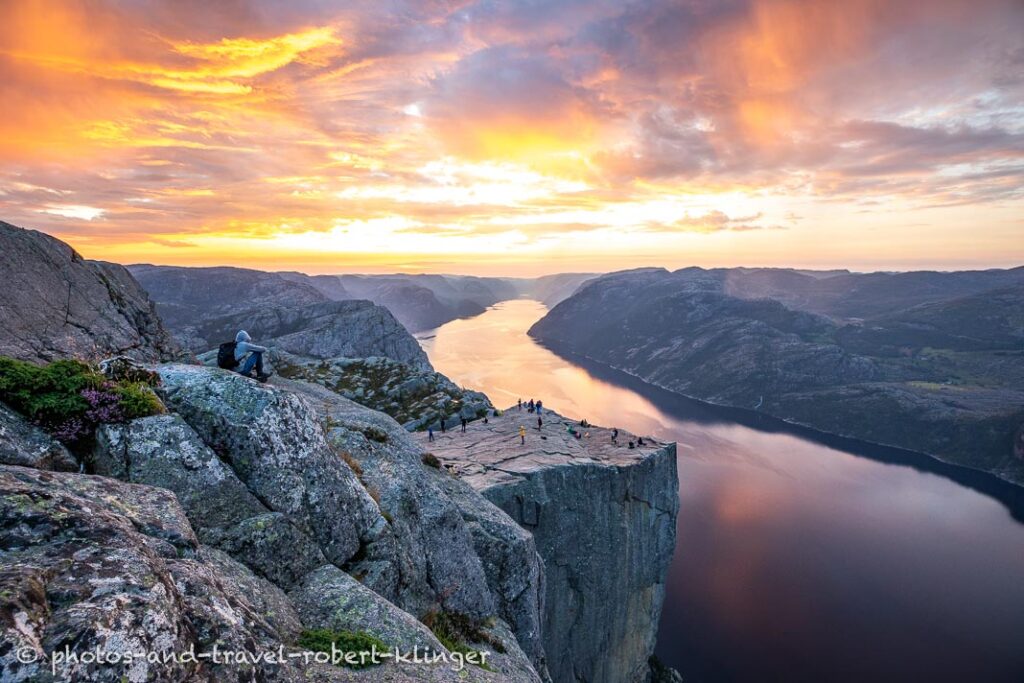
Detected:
[{"left": 417, "top": 299, "right": 1024, "bottom": 683}]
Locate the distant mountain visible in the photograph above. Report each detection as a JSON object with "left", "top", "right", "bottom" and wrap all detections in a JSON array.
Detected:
[
  {"left": 521, "top": 273, "right": 597, "bottom": 307},
  {"left": 1, "top": 222, "right": 179, "bottom": 363},
  {"left": 130, "top": 265, "right": 327, "bottom": 330},
  {"left": 128, "top": 264, "right": 432, "bottom": 369},
  {"left": 284, "top": 272, "right": 522, "bottom": 332},
  {"left": 530, "top": 267, "right": 1024, "bottom": 485},
  {"left": 715, "top": 266, "right": 1024, "bottom": 320}
]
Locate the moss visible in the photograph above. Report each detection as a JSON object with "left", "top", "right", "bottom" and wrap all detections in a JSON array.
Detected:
[
  {"left": 422, "top": 611, "right": 504, "bottom": 671},
  {"left": 0, "top": 356, "right": 163, "bottom": 449},
  {"left": 296, "top": 629, "right": 389, "bottom": 670}
]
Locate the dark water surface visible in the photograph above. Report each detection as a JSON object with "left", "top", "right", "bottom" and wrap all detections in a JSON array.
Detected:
[{"left": 417, "top": 300, "right": 1024, "bottom": 683}]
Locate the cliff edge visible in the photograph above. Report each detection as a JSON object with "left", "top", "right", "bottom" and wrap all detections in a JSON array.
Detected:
[{"left": 415, "top": 408, "right": 679, "bottom": 683}]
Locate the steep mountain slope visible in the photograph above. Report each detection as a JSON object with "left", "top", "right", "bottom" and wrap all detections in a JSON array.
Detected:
[
  {"left": 530, "top": 268, "right": 1024, "bottom": 485},
  {"left": 0, "top": 221, "right": 179, "bottom": 363}
]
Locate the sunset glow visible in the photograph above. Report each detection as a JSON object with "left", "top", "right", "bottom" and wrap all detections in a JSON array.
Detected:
[{"left": 1, "top": 0, "right": 1022, "bottom": 275}]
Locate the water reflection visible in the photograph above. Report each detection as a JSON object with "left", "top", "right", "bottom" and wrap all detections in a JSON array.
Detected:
[{"left": 418, "top": 299, "right": 1024, "bottom": 682}]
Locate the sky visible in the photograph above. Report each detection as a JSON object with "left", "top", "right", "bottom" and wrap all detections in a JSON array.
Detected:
[{"left": 1, "top": 0, "right": 1022, "bottom": 276}]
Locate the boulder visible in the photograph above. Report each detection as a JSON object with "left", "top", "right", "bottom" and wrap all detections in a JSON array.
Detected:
[
  {"left": 92, "top": 414, "right": 266, "bottom": 535},
  {"left": 0, "top": 402, "right": 77, "bottom": 472},
  {"left": 290, "top": 565, "right": 446, "bottom": 653},
  {"left": 280, "top": 378, "right": 549, "bottom": 678},
  {"left": 0, "top": 466, "right": 198, "bottom": 682},
  {"left": 0, "top": 465, "right": 364, "bottom": 683},
  {"left": 279, "top": 378, "right": 496, "bottom": 621},
  {"left": 0, "top": 221, "right": 179, "bottom": 363},
  {"left": 216, "top": 512, "right": 328, "bottom": 589},
  {"left": 156, "top": 364, "right": 384, "bottom": 568}
]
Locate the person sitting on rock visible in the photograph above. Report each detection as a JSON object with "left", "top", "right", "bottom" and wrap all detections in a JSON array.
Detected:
[
  {"left": 637, "top": 436, "right": 645, "bottom": 446},
  {"left": 234, "top": 330, "right": 271, "bottom": 382}
]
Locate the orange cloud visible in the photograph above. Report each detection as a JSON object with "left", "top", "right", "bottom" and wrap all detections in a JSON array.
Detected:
[{"left": 0, "top": 0, "right": 1020, "bottom": 274}]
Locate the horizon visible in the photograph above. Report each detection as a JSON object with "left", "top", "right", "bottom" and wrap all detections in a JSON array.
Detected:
[
  {"left": 119, "top": 256, "right": 1024, "bottom": 280},
  {"left": 1, "top": 1, "right": 1023, "bottom": 275}
]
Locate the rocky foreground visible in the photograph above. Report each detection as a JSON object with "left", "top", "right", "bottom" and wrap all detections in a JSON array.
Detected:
[
  {"left": 1, "top": 364, "right": 679, "bottom": 682},
  {"left": 414, "top": 409, "right": 679, "bottom": 683},
  {"left": 2, "top": 366, "right": 540, "bottom": 681}
]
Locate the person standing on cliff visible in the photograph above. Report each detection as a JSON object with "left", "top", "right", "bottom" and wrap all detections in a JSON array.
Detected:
[
  {"left": 428, "top": 426, "right": 434, "bottom": 442},
  {"left": 537, "top": 415, "right": 543, "bottom": 430},
  {"left": 519, "top": 425, "right": 526, "bottom": 444},
  {"left": 234, "top": 330, "right": 271, "bottom": 382},
  {"left": 440, "top": 417, "right": 446, "bottom": 433},
  {"left": 461, "top": 416, "right": 468, "bottom": 433},
  {"left": 518, "top": 398, "right": 522, "bottom": 411},
  {"left": 536, "top": 400, "right": 543, "bottom": 416}
]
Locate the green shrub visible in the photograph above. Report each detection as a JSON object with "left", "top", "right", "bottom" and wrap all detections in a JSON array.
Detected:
[
  {"left": 421, "top": 452, "right": 442, "bottom": 469},
  {"left": 423, "top": 611, "right": 503, "bottom": 671},
  {"left": 0, "top": 356, "right": 164, "bottom": 447},
  {"left": 296, "top": 629, "right": 388, "bottom": 669}
]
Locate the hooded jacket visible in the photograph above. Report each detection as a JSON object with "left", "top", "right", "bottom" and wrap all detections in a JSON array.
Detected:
[{"left": 234, "top": 330, "right": 268, "bottom": 361}]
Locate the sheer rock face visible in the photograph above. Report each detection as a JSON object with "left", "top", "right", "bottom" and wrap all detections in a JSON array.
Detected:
[
  {"left": 416, "top": 409, "right": 679, "bottom": 683},
  {"left": 0, "top": 221, "right": 179, "bottom": 363},
  {"left": 0, "top": 402, "right": 77, "bottom": 472}
]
